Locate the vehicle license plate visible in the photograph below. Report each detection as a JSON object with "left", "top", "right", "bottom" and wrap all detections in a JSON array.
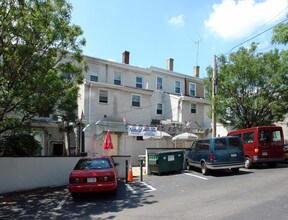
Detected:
[
  {"left": 262, "top": 152, "right": 268, "bottom": 156},
  {"left": 87, "top": 177, "right": 97, "bottom": 182},
  {"left": 231, "top": 153, "right": 237, "bottom": 157}
]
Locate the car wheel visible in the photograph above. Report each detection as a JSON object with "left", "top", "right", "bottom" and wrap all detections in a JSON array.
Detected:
[
  {"left": 201, "top": 162, "right": 209, "bottom": 175},
  {"left": 231, "top": 168, "right": 239, "bottom": 174},
  {"left": 186, "top": 160, "right": 192, "bottom": 170},
  {"left": 244, "top": 157, "right": 252, "bottom": 169}
]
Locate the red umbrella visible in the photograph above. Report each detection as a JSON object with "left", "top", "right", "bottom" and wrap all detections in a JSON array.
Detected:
[{"left": 102, "top": 130, "right": 113, "bottom": 150}]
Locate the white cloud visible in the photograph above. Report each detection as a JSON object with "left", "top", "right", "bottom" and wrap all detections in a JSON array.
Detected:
[
  {"left": 205, "top": 0, "right": 288, "bottom": 40},
  {"left": 168, "top": 14, "right": 185, "bottom": 27}
]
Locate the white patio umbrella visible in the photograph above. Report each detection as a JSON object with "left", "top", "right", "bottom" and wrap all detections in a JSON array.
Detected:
[
  {"left": 172, "top": 132, "right": 198, "bottom": 148},
  {"left": 143, "top": 131, "right": 172, "bottom": 140},
  {"left": 172, "top": 132, "right": 198, "bottom": 141}
]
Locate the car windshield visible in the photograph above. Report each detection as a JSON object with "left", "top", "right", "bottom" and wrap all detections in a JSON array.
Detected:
[{"left": 74, "top": 158, "right": 112, "bottom": 170}]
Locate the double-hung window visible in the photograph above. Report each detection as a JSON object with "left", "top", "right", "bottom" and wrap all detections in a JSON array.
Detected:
[
  {"left": 191, "top": 103, "right": 197, "bottom": 113},
  {"left": 157, "top": 77, "right": 163, "bottom": 90},
  {"left": 114, "top": 72, "right": 122, "bottom": 85},
  {"left": 136, "top": 76, "right": 143, "bottom": 88},
  {"left": 90, "top": 68, "right": 99, "bottom": 82},
  {"left": 99, "top": 90, "right": 108, "bottom": 103},
  {"left": 157, "top": 103, "right": 163, "bottom": 115},
  {"left": 132, "top": 94, "right": 140, "bottom": 107},
  {"left": 90, "top": 75, "right": 98, "bottom": 82}
]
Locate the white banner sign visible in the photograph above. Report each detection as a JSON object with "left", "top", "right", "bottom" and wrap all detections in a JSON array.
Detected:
[{"left": 128, "top": 126, "right": 157, "bottom": 136}]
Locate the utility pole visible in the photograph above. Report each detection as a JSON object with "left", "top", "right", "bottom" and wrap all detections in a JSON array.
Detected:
[{"left": 212, "top": 55, "right": 217, "bottom": 137}]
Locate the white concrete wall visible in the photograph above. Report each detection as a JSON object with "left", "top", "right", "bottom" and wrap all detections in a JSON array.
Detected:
[
  {"left": 0, "top": 156, "right": 132, "bottom": 194},
  {"left": 0, "top": 157, "right": 81, "bottom": 194}
]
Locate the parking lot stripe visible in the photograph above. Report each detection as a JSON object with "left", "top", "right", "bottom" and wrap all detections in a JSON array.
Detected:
[
  {"left": 54, "top": 194, "right": 69, "bottom": 211},
  {"left": 141, "top": 182, "right": 157, "bottom": 192},
  {"left": 184, "top": 173, "right": 208, "bottom": 180},
  {"left": 125, "top": 184, "right": 138, "bottom": 194}
]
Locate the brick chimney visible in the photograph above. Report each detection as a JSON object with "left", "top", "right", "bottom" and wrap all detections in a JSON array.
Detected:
[
  {"left": 193, "top": 66, "right": 200, "bottom": 77},
  {"left": 122, "top": 50, "right": 130, "bottom": 64},
  {"left": 167, "top": 58, "right": 174, "bottom": 71}
]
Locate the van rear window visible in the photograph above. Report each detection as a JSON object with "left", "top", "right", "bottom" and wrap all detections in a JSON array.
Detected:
[
  {"left": 272, "top": 130, "right": 281, "bottom": 142},
  {"left": 229, "top": 137, "right": 242, "bottom": 149},
  {"left": 195, "top": 140, "right": 210, "bottom": 151},
  {"left": 214, "top": 138, "right": 227, "bottom": 150},
  {"left": 243, "top": 132, "right": 254, "bottom": 143},
  {"left": 259, "top": 130, "right": 269, "bottom": 142}
]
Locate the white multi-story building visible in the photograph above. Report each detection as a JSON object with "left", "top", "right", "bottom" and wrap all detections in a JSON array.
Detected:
[
  {"left": 19, "top": 51, "right": 288, "bottom": 159},
  {"left": 78, "top": 51, "right": 211, "bottom": 164}
]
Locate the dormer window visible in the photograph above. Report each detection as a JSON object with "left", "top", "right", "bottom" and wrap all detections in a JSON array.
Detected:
[
  {"left": 175, "top": 81, "right": 181, "bottom": 94},
  {"left": 189, "top": 83, "right": 196, "bottom": 97}
]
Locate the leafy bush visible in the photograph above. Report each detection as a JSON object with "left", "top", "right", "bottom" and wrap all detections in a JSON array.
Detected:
[{"left": 0, "top": 133, "right": 42, "bottom": 156}]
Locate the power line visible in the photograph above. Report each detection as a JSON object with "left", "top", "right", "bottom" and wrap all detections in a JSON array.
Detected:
[
  {"left": 223, "top": 17, "right": 288, "bottom": 56},
  {"left": 222, "top": 4, "right": 288, "bottom": 57},
  {"left": 245, "top": 5, "right": 288, "bottom": 41},
  {"left": 256, "top": 45, "right": 279, "bottom": 53}
]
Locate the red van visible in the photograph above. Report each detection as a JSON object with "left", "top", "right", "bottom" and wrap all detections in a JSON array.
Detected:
[{"left": 228, "top": 126, "right": 284, "bottom": 169}]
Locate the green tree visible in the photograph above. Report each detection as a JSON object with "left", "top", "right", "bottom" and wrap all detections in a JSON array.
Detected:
[
  {"left": 205, "top": 43, "right": 288, "bottom": 129},
  {"left": 272, "top": 19, "right": 288, "bottom": 45},
  {"left": 0, "top": 1, "right": 87, "bottom": 138}
]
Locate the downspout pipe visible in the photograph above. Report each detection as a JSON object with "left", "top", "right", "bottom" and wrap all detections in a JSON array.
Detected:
[{"left": 89, "top": 83, "right": 92, "bottom": 124}]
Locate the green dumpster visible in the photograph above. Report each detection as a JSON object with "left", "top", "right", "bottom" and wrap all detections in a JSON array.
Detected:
[{"left": 148, "top": 150, "right": 184, "bottom": 175}]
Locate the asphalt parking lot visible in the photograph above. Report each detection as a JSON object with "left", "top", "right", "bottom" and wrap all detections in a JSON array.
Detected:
[{"left": 1, "top": 163, "right": 288, "bottom": 220}]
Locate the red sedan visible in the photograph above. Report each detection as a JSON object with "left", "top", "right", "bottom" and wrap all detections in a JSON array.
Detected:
[{"left": 68, "top": 156, "right": 118, "bottom": 198}]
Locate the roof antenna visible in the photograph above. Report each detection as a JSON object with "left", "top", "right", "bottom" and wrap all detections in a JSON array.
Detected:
[
  {"left": 189, "top": 33, "right": 203, "bottom": 66},
  {"left": 194, "top": 38, "right": 202, "bottom": 66}
]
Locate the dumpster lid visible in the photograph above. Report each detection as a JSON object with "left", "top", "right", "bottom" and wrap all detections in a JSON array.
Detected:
[{"left": 148, "top": 150, "right": 184, "bottom": 155}]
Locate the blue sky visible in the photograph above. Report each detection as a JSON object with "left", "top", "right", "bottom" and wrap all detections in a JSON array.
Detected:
[{"left": 69, "top": 0, "right": 288, "bottom": 78}]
